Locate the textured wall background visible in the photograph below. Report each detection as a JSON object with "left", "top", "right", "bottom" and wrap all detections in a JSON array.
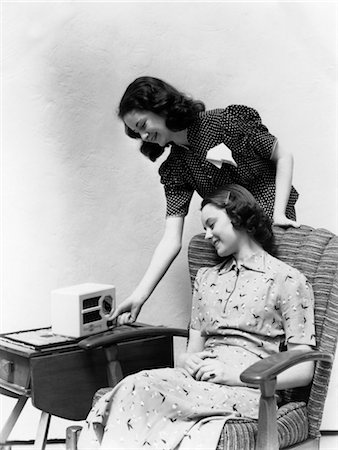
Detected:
[{"left": 2, "top": 1, "right": 337, "bottom": 439}]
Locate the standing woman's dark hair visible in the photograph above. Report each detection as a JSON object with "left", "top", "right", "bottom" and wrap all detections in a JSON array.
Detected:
[
  {"left": 201, "top": 184, "right": 274, "bottom": 252},
  {"left": 118, "top": 76, "right": 205, "bottom": 161}
]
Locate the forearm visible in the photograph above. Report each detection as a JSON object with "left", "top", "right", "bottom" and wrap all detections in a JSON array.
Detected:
[
  {"left": 276, "top": 344, "right": 314, "bottom": 389},
  {"left": 177, "top": 329, "right": 206, "bottom": 371},
  {"left": 131, "top": 216, "right": 184, "bottom": 303},
  {"left": 176, "top": 351, "right": 191, "bottom": 368},
  {"left": 273, "top": 152, "right": 294, "bottom": 218},
  {"left": 273, "top": 345, "right": 314, "bottom": 390},
  {"left": 213, "top": 359, "right": 314, "bottom": 389},
  {"left": 276, "top": 360, "right": 314, "bottom": 390},
  {"left": 132, "top": 237, "right": 182, "bottom": 302},
  {"left": 111, "top": 217, "right": 185, "bottom": 322}
]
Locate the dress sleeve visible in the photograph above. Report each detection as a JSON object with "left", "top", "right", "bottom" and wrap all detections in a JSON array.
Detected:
[
  {"left": 159, "top": 152, "right": 194, "bottom": 217},
  {"left": 190, "top": 268, "right": 208, "bottom": 331},
  {"left": 221, "top": 105, "right": 277, "bottom": 160},
  {"left": 278, "top": 271, "right": 316, "bottom": 347}
]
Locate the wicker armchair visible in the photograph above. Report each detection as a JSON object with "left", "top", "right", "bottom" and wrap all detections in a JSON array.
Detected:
[{"left": 67, "top": 224, "right": 338, "bottom": 450}]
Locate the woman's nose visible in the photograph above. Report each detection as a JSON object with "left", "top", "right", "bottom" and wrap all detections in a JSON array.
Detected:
[
  {"left": 140, "top": 132, "right": 149, "bottom": 141},
  {"left": 205, "top": 228, "right": 213, "bottom": 240}
]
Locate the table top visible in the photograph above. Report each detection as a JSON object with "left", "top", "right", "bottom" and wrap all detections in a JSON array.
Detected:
[{"left": 0, "top": 323, "right": 154, "bottom": 356}]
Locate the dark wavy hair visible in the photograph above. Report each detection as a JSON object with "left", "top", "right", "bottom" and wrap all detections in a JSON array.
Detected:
[
  {"left": 201, "top": 184, "right": 274, "bottom": 252},
  {"left": 118, "top": 76, "right": 205, "bottom": 162}
]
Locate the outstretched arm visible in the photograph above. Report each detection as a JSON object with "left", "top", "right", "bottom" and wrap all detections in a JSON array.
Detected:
[
  {"left": 111, "top": 216, "right": 185, "bottom": 324},
  {"left": 271, "top": 142, "right": 300, "bottom": 228}
]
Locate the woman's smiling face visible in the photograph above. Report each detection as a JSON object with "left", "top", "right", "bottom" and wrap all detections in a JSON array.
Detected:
[
  {"left": 123, "top": 110, "right": 172, "bottom": 147},
  {"left": 201, "top": 203, "right": 240, "bottom": 258}
]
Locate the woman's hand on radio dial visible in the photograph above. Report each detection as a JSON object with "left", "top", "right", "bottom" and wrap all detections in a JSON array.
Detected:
[{"left": 110, "top": 296, "right": 144, "bottom": 325}]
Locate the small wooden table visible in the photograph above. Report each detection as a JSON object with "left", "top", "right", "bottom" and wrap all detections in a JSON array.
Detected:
[{"left": 0, "top": 323, "right": 183, "bottom": 449}]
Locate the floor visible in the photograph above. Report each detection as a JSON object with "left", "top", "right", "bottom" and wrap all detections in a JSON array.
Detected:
[
  {"left": 5, "top": 433, "right": 338, "bottom": 449},
  {"left": 320, "top": 433, "right": 338, "bottom": 450}
]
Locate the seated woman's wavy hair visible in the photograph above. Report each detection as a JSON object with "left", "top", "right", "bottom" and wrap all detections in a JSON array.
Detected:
[
  {"left": 118, "top": 76, "right": 205, "bottom": 162},
  {"left": 201, "top": 184, "right": 274, "bottom": 252}
]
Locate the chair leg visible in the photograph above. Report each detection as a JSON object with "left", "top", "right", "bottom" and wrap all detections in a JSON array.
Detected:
[
  {"left": 33, "top": 411, "right": 51, "bottom": 450},
  {"left": 0, "top": 396, "right": 28, "bottom": 444},
  {"left": 66, "top": 426, "right": 83, "bottom": 450}
]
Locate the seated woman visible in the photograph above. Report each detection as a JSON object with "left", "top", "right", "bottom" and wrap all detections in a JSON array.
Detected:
[{"left": 78, "top": 184, "right": 315, "bottom": 450}]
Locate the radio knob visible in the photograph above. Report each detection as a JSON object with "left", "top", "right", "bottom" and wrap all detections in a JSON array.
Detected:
[{"left": 101, "top": 295, "right": 113, "bottom": 315}]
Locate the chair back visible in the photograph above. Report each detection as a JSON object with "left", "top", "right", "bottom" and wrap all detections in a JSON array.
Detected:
[{"left": 187, "top": 225, "right": 338, "bottom": 438}]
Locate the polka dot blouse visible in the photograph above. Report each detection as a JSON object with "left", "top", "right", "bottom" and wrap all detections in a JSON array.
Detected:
[{"left": 159, "top": 105, "right": 299, "bottom": 219}]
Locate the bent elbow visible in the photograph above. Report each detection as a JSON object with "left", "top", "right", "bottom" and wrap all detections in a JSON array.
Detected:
[{"left": 172, "top": 241, "right": 182, "bottom": 257}]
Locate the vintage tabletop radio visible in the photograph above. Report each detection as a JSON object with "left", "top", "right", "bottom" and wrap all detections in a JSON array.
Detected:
[{"left": 51, "top": 283, "right": 116, "bottom": 337}]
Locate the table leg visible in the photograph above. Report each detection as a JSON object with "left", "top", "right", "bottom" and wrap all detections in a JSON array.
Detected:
[
  {"left": 0, "top": 395, "right": 28, "bottom": 444},
  {"left": 33, "top": 411, "right": 51, "bottom": 450}
]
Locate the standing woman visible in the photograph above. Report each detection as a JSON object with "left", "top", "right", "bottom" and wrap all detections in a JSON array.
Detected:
[{"left": 112, "top": 76, "right": 299, "bottom": 324}]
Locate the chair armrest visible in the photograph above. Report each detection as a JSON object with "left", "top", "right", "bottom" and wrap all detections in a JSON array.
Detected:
[
  {"left": 241, "top": 350, "right": 332, "bottom": 450},
  {"left": 78, "top": 323, "right": 189, "bottom": 349},
  {"left": 240, "top": 349, "right": 332, "bottom": 385}
]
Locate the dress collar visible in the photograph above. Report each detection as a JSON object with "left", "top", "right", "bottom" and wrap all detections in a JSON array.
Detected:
[{"left": 217, "top": 251, "right": 267, "bottom": 274}]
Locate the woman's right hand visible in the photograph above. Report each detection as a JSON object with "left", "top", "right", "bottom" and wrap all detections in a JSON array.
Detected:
[
  {"left": 110, "top": 296, "right": 144, "bottom": 325},
  {"left": 179, "top": 351, "right": 216, "bottom": 378}
]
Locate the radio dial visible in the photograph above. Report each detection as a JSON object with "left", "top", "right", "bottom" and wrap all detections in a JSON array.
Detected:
[{"left": 101, "top": 295, "right": 114, "bottom": 316}]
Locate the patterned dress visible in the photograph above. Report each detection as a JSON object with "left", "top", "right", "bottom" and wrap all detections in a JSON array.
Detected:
[
  {"left": 78, "top": 251, "right": 315, "bottom": 450},
  {"left": 159, "top": 106, "right": 299, "bottom": 219}
]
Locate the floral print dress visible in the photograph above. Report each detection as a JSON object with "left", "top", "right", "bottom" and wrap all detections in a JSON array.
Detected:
[{"left": 78, "top": 251, "right": 315, "bottom": 450}]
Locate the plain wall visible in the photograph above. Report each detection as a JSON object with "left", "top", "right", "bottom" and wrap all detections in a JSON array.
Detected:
[{"left": 1, "top": 1, "right": 337, "bottom": 439}]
